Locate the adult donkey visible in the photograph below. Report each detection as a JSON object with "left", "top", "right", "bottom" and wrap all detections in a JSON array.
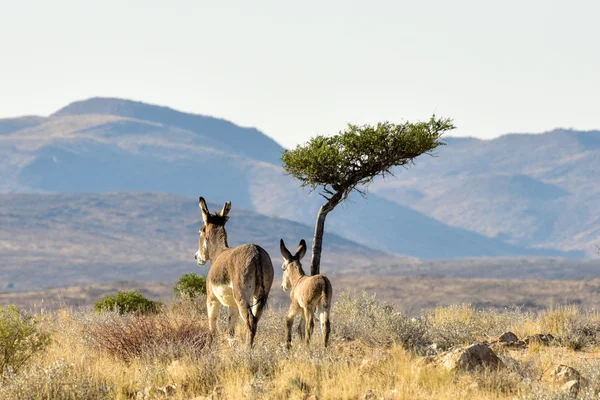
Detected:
[{"left": 194, "top": 197, "right": 274, "bottom": 347}]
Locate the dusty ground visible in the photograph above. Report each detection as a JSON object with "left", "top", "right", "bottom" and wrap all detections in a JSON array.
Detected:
[{"left": 3, "top": 275, "right": 600, "bottom": 317}]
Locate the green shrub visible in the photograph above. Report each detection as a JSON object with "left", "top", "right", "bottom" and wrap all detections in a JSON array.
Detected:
[
  {"left": 174, "top": 273, "right": 207, "bottom": 299},
  {"left": 0, "top": 305, "right": 51, "bottom": 375},
  {"left": 94, "top": 291, "right": 162, "bottom": 315}
]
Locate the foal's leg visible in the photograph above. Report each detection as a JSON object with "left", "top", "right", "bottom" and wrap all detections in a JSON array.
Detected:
[
  {"left": 297, "top": 315, "right": 305, "bottom": 340},
  {"left": 318, "top": 305, "right": 331, "bottom": 348},
  {"left": 285, "top": 302, "right": 300, "bottom": 349},
  {"left": 303, "top": 308, "right": 315, "bottom": 345}
]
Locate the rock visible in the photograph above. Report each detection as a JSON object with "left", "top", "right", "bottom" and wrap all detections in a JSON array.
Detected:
[
  {"left": 212, "top": 386, "right": 225, "bottom": 399},
  {"left": 362, "top": 390, "right": 376, "bottom": 400},
  {"left": 157, "top": 384, "right": 177, "bottom": 397},
  {"left": 423, "top": 343, "right": 443, "bottom": 356},
  {"left": 525, "top": 334, "right": 556, "bottom": 346},
  {"left": 492, "top": 332, "right": 526, "bottom": 350},
  {"left": 498, "top": 332, "right": 519, "bottom": 344},
  {"left": 542, "top": 364, "right": 581, "bottom": 384},
  {"left": 561, "top": 380, "right": 580, "bottom": 397},
  {"left": 438, "top": 343, "right": 504, "bottom": 372},
  {"left": 136, "top": 387, "right": 151, "bottom": 400}
]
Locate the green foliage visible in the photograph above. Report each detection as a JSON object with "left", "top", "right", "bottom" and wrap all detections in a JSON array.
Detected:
[
  {"left": 0, "top": 305, "right": 51, "bottom": 375},
  {"left": 94, "top": 291, "right": 162, "bottom": 315},
  {"left": 173, "top": 272, "right": 207, "bottom": 299},
  {"left": 282, "top": 117, "right": 455, "bottom": 196}
]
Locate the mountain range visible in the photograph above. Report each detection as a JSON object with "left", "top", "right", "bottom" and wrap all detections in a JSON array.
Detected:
[
  {"left": 0, "top": 192, "right": 395, "bottom": 292},
  {"left": 1, "top": 97, "right": 597, "bottom": 259}
]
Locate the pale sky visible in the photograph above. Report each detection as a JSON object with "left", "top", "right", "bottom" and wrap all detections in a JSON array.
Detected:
[{"left": 1, "top": 0, "right": 599, "bottom": 149}]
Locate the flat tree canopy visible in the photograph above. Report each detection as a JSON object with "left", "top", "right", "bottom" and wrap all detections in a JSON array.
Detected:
[{"left": 282, "top": 116, "right": 455, "bottom": 275}]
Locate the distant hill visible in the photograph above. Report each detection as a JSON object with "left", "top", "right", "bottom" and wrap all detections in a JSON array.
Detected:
[
  {"left": 0, "top": 116, "right": 45, "bottom": 134},
  {"left": 0, "top": 192, "right": 394, "bottom": 292},
  {"left": 0, "top": 97, "right": 590, "bottom": 258},
  {"left": 370, "top": 130, "right": 600, "bottom": 256},
  {"left": 53, "top": 97, "right": 284, "bottom": 164}
]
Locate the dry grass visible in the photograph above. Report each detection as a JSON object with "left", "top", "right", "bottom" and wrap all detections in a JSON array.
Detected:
[{"left": 0, "top": 293, "right": 600, "bottom": 399}]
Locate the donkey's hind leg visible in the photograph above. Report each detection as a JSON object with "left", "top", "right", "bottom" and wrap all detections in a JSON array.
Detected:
[
  {"left": 234, "top": 293, "right": 257, "bottom": 347},
  {"left": 251, "top": 295, "right": 267, "bottom": 324},
  {"left": 227, "top": 307, "right": 239, "bottom": 337}
]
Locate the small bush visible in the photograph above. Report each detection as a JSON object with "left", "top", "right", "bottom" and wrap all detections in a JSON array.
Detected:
[
  {"left": 539, "top": 305, "right": 600, "bottom": 350},
  {"left": 86, "top": 311, "right": 214, "bottom": 361},
  {"left": 0, "top": 305, "right": 51, "bottom": 375},
  {"left": 174, "top": 273, "right": 207, "bottom": 299},
  {"left": 94, "top": 291, "right": 162, "bottom": 315},
  {"left": 421, "top": 304, "right": 528, "bottom": 350},
  {"left": 333, "top": 291, "right": 427, "bottom": 349}
]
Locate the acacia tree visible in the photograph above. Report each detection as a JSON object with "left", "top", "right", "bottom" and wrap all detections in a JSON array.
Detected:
[{"left": 282, "top": 116, "right": 455, "bottom": 275}]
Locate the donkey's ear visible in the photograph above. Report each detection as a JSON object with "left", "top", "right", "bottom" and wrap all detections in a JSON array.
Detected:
[
  {"left": 295, "top": 239, "right": 307, "bottom": 260},
  {"left": 218, "top": 201, "right": 232, "bottom": 218},
  {"left": 199, "top": 197, "right": 210, "bottom": 223},
  {"left": 280, "top": 239, "right": 293, "bottom": 261}
]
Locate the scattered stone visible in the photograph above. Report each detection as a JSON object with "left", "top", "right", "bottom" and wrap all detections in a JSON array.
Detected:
[
  {"left": 561, "top": 380, "right": 580, "bottom": 397},
  {"left": 362, "top": 390, "right": 376, "bottom": 400},
  {"left": 491, "top": 332, "right": 526, "bottom": 350},
  {"left": 213, "top": 386, "right": 225, "bottom": 399},
  {"left": 136, "top": 387, "right": 151, "bottom": 400},
  {"left": 156, "top": 384, "right": 177, "bottom": 397},
  {"left": 438, "top": 342, "right": 505, "bottom": 372},
  {"left": 525, "top": 334, "right": 556, "bottom": 346},
  {"left": 498, "top": 332, "right": 519, "bottom": 344},
  {"left": 423, "top": 342, "right": 443, "bottom": 356},
  {"left": 542, "top": 364, "right": 581, "bottom": 385}
]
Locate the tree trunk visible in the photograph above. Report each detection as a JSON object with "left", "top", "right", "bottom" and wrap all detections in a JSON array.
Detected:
[{"left": 309, "top": 191, "right": 343, "bottom": 276}]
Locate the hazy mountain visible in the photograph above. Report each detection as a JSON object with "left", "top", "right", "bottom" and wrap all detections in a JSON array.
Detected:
[
  {"left": 0, "top": 192, "right": 394, "bottom": 292},
  {"left": 53, "top": 97, "right": 284, "bottom": 164},
  {"left": 0, "top": 98, "right": 588, "bottom": 258},
  {"left": 0, "top": 116, "right": 45, "bottom": 135},
  {"left": 370, "top": 131, "right": 600, "bottom": 256}
]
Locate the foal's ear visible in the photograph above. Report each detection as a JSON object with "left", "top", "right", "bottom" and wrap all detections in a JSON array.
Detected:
[
  {"left": 199, "top": 197, "right": 210, "bottom": 223},
  {"left": 218, "top": 201, "right": 232, "bottom": 218},
  {"left": 295, "top": 239, "right": 307, "bottom": 261},
  {"left": 280, "top": 239, "right": 293, "bottom": 262}
]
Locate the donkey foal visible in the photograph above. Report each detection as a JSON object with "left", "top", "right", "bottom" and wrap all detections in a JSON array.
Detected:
[{"left": 280, "top": 239, "right": 333, "bottom": 348}]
